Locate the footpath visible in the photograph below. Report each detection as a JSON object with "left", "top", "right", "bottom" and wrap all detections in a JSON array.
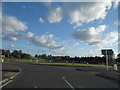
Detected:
[{"left": 1, "top": 62, "right": 20, "bottom": 87}]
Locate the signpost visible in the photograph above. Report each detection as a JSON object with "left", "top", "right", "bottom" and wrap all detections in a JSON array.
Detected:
[
  {"left": 105, "top": 50, "right": 108, "bottom": 71},
  {"left": 101, "top": 49, "right": 114, "bottom": 71}
]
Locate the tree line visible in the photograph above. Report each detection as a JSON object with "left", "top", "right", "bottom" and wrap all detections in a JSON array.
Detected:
[
  {"left": 1, "top": 49, "right": 120, "bottom": 65},
  {"left": 1, "top": 49, "right": 31, "bottom": 59},
  {"left": 35, "top": 53, "right": 120, "bottom": 65}
]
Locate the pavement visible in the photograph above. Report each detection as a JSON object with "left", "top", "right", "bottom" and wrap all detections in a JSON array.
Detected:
[
  {"left": 1, "top": 62, "right": 120, "bottom": 89},
  {"left": 2, "top": 63, "right": 20, "bottom": 80},
  {"left": 1, "top": 62, "right": 20, "bottom": 88}
]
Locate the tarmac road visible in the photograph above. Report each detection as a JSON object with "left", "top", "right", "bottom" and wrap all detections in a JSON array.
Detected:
[{"left": 2, "top": 62, "right": 119, "bottom": 89}]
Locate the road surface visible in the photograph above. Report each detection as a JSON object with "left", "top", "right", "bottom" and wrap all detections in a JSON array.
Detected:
[{"left": 2, "top": 62, "right": 119, "bottom": 89}]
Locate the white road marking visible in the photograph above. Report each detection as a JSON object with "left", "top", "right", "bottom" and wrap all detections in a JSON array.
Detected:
[
  {"left": 0, "top": 80, "right": 12, "bottom": 88},
  {"left": 1, "top": 65, "right": 22, "bottom": 88},
  {"left": 62, "top": 76, "right": 74, "bottom": 90}
]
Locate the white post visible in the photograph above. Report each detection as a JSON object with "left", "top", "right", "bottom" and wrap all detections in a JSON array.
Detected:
[{"left": 106, "top": 50, "right": 108, "bottom": 71}]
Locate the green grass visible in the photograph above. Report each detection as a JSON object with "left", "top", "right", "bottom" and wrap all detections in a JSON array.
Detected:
[
  {"left": 1, "top": 57, "right": 45, "bottom": 63},
  {"left": 1, "top": 58, "right": 110, "bottom": 67},
  {"left": 36, "top": 62, "right": 108, "bottom": 67}
]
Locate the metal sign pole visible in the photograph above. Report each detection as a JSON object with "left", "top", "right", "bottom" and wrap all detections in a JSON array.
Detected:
[{"left": 106, "top": 50, "right": 108, "bottom": 71}]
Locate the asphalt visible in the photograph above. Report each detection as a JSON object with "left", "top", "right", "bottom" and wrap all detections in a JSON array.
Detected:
[{"left": 2, "top": 62, "right": 120, "bottom": 89}]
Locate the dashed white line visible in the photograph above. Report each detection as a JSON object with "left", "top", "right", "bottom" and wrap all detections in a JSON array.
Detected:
[{"left": 62, "top": 76, "right": 74, "bottom": 90}]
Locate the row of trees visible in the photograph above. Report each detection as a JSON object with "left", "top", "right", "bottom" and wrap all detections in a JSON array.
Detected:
[
  {"left": 1, "top": 49, "right": 120, "bottom": 64},
  {"left": 35, "top": 54, "right": 120, "bottom": 65},
  {"left": 1, "top": 49, "right": 31, "bottom": 59}
]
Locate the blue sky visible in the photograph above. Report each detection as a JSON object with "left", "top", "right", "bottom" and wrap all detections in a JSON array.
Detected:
[{"left": 2, "top": 1, "right": 119, "bottom": 57}]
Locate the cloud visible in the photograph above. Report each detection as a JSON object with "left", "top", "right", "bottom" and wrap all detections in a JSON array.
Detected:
[
  {"left": 72, "top": 25, "right": 118, "bottom": 48},
  {"left": 2, "top": 15, "right": 28, "bottom": 41},
  {"left": 104, "top": 32, "right": 118, "bottom": 46},
  {"left": 72, "top": 25, "right": 107, "bottom": 42},
  {"left": 113, "top": 0, "right": 120, "bottom": 8},
  {"left": 72, "top": 42, "right": 79, "bottom": 46},
  {"left": 86, "top": 48, "right": 102, "bottom": 57},
  {"left": 46, "top": 2, "right": 112, "bottom": 27},
  {"left": 10, "top": 37, "right": 18, "bottom": 41},
  {"left": 48, "top": 7, "right": 63, "bottom": 23},
  {"left": 25, "top": 32, "right": 34, "bottom": 38},
  {"left": 10, "top": 44, "right": 15, "bottom": 48},
  {"left": 68, "top": 2, "right": 112, "bottom": 27},
  {"left": 114, "top": 20, "right": 120, "bottom": 26},
  {"left": 2, "top": 15, "right": 64, "bottom": 50},
  {"left": 39, "top": 18, "right": 45, "bottom": 23},
  {"left": 31, "top": 34, "right": 64, "bottom": 50},
  {"left": 2, "top": 16, "right": 27, "bottom": 33},
  {"left": 88, "top": 32, "right": 118, "bottom": 47}
]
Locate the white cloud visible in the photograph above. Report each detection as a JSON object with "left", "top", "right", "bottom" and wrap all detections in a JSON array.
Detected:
[
  {"left": 72, "top": 25, "right": 118, "bottom": 48},
  {"left": 2, "top": 15, "right": 64, "bottom": 50},
  {"left": 72, "top": 42, "right": 79, "bottom": 46},
  {"left": 10, "top": 37, "right": 18, "bottom": 41},
  {"left": 86, "top": 48, "right": 102, "bottom": 57},
  {"left": 67, "top": 2, "right": 112, "bottom": 27},
  {"left": 39, "top": 17, "right": 45, "bottom": 23},
  {"left": 48, "top": 7, "right": 63, "bottom": 23},
  {"left": 32, "top": 34, "right": 64, "bottom": 50},
  {"left": 10, "top": 44, "right": 15, "bottom": 48},
  {"left": 2, "top": 16, "right": 27, "bottom": 33},
  {"left": 2, "top": 15, "right": 28, "bottom": 41},
  {"left": 46, "top": 2, "right": 112, "bottom": 27},
  {"left": 25, "top": 32, "right": 34, "bottom": 38},
  {"left": 114, "top": 20, "right": 120, "bottom": 26},
  {"left": 88, "top": 32, "right": 118, "bottom": 47},
  {"left": 72, "top": 25, "right": 107, "bottom": 42},
  {"left": 104, "top": 32, "right": 118, "bottom": 46},
  {"left": 114, "top": 0, "right": 120, "bottom": 8}
]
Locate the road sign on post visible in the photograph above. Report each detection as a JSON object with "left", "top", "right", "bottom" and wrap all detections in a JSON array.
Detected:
[{"left": 101, "top": 49, "right": 114, "bottom": 71}]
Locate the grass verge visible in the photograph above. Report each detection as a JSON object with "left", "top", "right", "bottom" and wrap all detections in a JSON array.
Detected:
[
  {"left": 2, "top": 58, "right": 45, "bottom": 63},
  {"left": 35, "top": 63, "right": 108, "bottom": 67}
]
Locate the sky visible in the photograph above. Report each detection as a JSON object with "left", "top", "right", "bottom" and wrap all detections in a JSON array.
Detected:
[{"left": 1, "top": 0, "right": 119, "bottom": 57}]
